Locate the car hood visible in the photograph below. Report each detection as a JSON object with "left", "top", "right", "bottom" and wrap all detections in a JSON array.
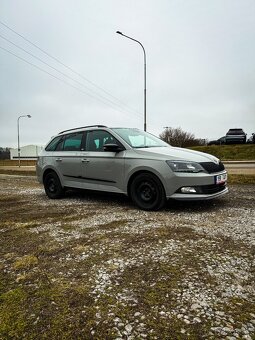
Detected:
[{"left": 132, "top": 146, "right": 220, "bottom": 163}]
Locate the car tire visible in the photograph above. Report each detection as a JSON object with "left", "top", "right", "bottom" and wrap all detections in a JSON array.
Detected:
[
  {"left": 44, "top": 171, "right": 64, "bottom": 199},
  {"left": 130, "top": 173, "right": 166, "bottom": 211}
]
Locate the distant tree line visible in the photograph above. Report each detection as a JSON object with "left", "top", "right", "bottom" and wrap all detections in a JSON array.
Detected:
[
  {"left": 159, "top": 127, "right": 207, "bottom": 147},
  {"left": 0, "top": 147, "right": 10, "bottom": 159}
]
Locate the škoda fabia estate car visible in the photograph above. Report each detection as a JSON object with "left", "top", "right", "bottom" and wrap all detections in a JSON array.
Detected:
[{"left": 37, "top": 125, "right": 228, "bottom": 210}]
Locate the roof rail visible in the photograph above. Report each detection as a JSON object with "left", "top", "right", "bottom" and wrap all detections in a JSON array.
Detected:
[{"left": 58, "top": 125, "right": 108, "bottom": 134}]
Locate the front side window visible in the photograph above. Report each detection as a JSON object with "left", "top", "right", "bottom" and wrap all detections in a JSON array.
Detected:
[{"left": 86, "top": 130, "right": 120, "bottom": 151}]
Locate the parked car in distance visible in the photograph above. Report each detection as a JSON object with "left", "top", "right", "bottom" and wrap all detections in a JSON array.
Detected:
[
  {"left": 247, "top": 133, "right": 255, "bottom": 144},
  {"left": 225, "top": 128, "right": 246, "bottom": 144},
  {"left": 37, "top": 125, "right": 228, "bottom": 210},
  {"left": 208, "top": 136, "right": 226, "bottom": 146}
]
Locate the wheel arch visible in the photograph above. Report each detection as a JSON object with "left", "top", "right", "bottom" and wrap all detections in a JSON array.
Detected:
[
  {"left": 43, "top": 167, "right": 63, "bottom": 186},
  {"left": 127, "top": 169, "right": 165, "bottom": 198}
]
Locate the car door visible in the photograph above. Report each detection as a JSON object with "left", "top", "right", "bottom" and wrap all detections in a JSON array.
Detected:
[
  {"left": 53, "top": 131, "right": 85, "bottom": 187},
  {"left": 81, "top": 129, "right": 125, "bottom": 193}
]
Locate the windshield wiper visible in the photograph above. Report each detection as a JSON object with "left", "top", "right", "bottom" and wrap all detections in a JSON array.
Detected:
[{"left": 133, "top": 145, "right": 165, "bottom": 149}]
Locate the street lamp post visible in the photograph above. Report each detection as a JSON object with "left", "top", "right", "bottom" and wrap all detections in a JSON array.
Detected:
[
  {"left": 116, "top": 31, "right": 147, "bottom": 132},
  {"left": 17, "top": 114, "right": 31, "bottom": 167}
]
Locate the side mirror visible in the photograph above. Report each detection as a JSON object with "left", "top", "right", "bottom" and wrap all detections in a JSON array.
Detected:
[{"left": 103, "top": 143, "right": 124, "bottom": 152}]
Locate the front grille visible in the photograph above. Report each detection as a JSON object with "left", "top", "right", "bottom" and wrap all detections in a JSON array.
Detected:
[
  {"left": 200, "top": 161, "right": 225, "bottom": 173},
  {"left": 198, "top": 183, "right": 226, "bottom": 194}
]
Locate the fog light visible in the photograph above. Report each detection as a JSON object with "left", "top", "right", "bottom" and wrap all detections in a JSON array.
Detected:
[{"left": 181, "top": 187, "right": 197, "bottom": 193}]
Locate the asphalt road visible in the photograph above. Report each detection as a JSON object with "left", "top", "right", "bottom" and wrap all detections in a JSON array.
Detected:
[
  {"left": 0, "top": 162, "right": 254, "bottom": 175},
  {"left": 224, "top": 161, "right": 255, "bottom": 174}
]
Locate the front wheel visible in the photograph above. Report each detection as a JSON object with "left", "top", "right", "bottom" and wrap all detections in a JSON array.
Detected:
[
  {"left": 130, "top": 173, "right": 166, "bottom": 211},
  {"left": 43, "top": 171, "right": 65, "bottom": 199}
]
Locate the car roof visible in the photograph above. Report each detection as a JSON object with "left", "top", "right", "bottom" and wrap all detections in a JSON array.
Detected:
[{"left": 58, "top": 125, "right": 108, "bottom": 135}]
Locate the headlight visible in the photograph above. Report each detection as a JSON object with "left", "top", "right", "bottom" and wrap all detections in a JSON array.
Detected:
[{"left": 166, "top": 160, "right": 205, "bottom": 173}]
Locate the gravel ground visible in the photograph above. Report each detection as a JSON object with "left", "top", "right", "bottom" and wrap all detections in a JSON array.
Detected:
[{"left": 0, "top": 175, "right": 254, "bottom": 339}]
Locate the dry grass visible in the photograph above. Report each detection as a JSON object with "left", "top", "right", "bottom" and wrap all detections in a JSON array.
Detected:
[
  {"left": 0, "top": 160, "right": 36, "bottom": 166},
  {"left": 228, "top": 174, "right": 255, "bottom": 184}
]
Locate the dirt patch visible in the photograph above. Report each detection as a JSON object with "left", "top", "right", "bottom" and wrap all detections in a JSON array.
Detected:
[{"left": 0, "top": 175, "right": 254, "bottom": 339}]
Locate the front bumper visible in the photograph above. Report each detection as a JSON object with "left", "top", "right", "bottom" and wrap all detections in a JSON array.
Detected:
[
  {"left": 164, "top": 169, "right": 228, "bottom": 201},
  {"left": 226, "top": 136, "right": 246, "bottom": 143},
  {"left": 169, "top": 187, "right": 228, "bottom": 201}
]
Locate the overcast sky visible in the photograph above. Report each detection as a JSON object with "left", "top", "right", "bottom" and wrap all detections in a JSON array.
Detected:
[{"left": 0, "top": 0, "right": 254, "bottom": 147}]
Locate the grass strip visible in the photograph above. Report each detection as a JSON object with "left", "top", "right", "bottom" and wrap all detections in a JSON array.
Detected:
[
  {"left": 227, "top": 174, "right": 255, "bottom": 185},
  {"left": 190, "top": 144, "right": 255, "bottom": 160},
  {"left": 0, "top": 170, "right": 36, "bottom": 176}
]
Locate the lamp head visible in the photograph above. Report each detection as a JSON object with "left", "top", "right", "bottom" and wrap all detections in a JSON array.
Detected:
[
  {"left": 27, "top": 115, "right": 31, "bottom": 118},
  {"left": 116, "top": 31, "right": 123, "bottom": 35}
]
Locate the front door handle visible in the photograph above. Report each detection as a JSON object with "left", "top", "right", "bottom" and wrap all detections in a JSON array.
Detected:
[
  {"left": 56, "top": 158, "right": 62, "bottom": 162},
  {"left": 82, "top": 159, "right": 90, "bottom": 163}
]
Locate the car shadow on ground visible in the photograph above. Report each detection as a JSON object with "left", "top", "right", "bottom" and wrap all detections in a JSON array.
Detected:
[
  {"left": 62, "top": 188, "right": 227, "bottom": 213},
  {"left": 166, "top": 197, "right": 227, "bottom": 213}
]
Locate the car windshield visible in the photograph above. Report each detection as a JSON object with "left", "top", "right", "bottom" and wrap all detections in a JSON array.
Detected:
[
  {"left": 112, "top": 128, "right": 168, "bottom": 148},
  {"left": 227, "top": 129, "right": 244, "bottom": 135}
]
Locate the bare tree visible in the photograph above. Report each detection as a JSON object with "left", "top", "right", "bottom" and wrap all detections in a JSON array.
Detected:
[
  {"left": 0, "top": 147, "right": 10, "bottom": 160},
  {"left": 159, "top": 127, "right": 206, "bottom": 147}
]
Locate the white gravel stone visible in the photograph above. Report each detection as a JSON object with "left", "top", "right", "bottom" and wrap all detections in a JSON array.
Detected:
[
  {"left": 125, "top": 324, "right": 133, "bottom": 333},
  {"left": 134, "top": 312, "right": 141, "bottom": 317}
]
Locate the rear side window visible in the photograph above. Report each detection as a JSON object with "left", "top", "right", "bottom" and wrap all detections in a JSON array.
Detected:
[
  {"left": 45, "top": 136, "right": 62, "bottom": 151},
  {"left": 62, "top": 132, "right": 84, "bottom": 151}
]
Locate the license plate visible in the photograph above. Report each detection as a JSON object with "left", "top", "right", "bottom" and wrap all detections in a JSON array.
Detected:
[{"left": 215, "top": 173, "right": 227, "bottom": 184}]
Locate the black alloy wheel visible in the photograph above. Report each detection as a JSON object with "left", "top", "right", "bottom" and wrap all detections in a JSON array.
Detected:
[
  {"left": 44, "top": 172, "right": 64, "bottom": 199},
  {"left": 130, "top": 173, "right": 166, "bottom": 211}
]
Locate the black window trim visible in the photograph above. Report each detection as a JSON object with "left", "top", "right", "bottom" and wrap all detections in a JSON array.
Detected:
[{"left": 46, "top": 129, "right": 126, "bottom": 152}]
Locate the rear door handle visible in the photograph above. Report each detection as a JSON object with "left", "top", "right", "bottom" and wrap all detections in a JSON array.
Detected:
[
  {"left": 56, "top": 158, "right": 62, "bottom": 162},
  {"left": 82, "top": 159, "right": 90, "bottom": 163}
]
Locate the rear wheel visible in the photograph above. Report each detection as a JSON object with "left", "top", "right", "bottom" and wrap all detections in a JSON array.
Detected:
[
  {"left": 43, "top": 172, "right": 64, "bottom": 199},
  {"left": 130, "top": 173, "right": 166, "bottom": 211}
]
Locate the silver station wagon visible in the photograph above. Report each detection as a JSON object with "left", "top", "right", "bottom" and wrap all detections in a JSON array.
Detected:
[{"left": 37, "top": 125, "right": 228, "bottom": 210}]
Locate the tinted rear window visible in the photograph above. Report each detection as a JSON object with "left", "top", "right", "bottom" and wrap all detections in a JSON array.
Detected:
[
  {"left": 62, "top": 132, "right": 84, "bottom": 151},
  {"left": 227, "top": 129, "right": 245, "bottom": 135}
]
